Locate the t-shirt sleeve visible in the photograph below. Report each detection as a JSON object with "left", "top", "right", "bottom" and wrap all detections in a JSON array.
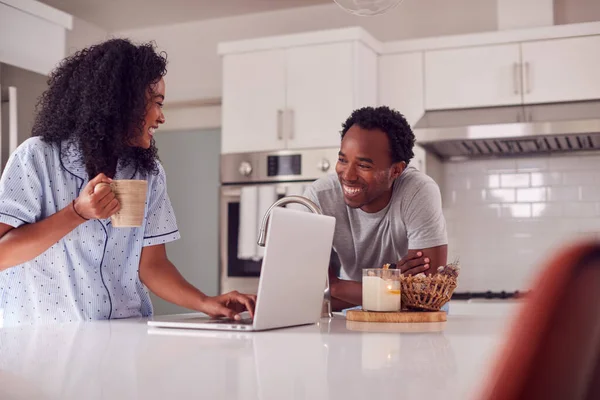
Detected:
[
  {"left": 142, "top": 163, "right": 181, "bottom": 246},
  {"left": 302, "top": 184, "right": 321, "bottom": 210},
  {"left": 404, "top": 181, "right": 448, "bottom": 249},
  {"left": 0, "top": 145, "right": 44, "bottom": 228}
]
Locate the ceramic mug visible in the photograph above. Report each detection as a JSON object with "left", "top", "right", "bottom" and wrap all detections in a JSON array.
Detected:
[{"left": 95, "top": 180, "right": 147, "bottom": 227}]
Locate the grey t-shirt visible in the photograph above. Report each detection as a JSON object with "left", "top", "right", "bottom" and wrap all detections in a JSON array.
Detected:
[{"left": 303, "top": 166, "right": 447, "bottom": 282}]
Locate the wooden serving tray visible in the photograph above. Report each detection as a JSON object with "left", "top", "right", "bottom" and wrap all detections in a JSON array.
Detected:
[{"left": 346, "top": 309, "right": 447, "bottom": 323}]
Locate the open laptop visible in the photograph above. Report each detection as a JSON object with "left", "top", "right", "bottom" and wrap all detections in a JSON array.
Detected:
[{"left": 148, "top": 207, "right": 336, "bottom": 332}]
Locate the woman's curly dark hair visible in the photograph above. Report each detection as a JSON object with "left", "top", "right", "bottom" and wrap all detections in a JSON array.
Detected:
[
  {"left": 341, "top": 106, "right": 415, "bottom": 165},
  {"left": 32, "top": 38, "right": 167, "bottom": 178}
]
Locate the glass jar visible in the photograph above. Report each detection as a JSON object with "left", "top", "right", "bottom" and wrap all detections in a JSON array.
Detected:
[{"left": 362, "top": 268, "right": 401, "bottom": 312}]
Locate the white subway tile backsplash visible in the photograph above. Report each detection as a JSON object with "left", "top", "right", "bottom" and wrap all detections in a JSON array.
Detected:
[
  {"left": 446, "top": 224, "right": 457, "bottom": 236},
  {"left": 466, "top": 174, "right": 492, "bottom": 189},
  {"left": 445, "top": 188, "right": 486, "bottom": 205},
  {"left": 458, "top": 189, "right": 486, "bottom": 204},
  {"left": 487, "top": 174, "right": 500, "bottom": 188},
  {"left": 530, "top": 172, "right": 562, "bottom": 187},
  {"left": 441, "top": 207, "right": 457, "bottom": 219},
  {"left": 517, "top": 188, "right": 546, "bottom": 202},
  {"left": 555, "top": 218, "right": 589, "bottom": 232},
  {"left": 547, "top": 186, "right": 581, "bottom": 202},
  {"left": 448, "top": 190, "right": 458, "bottom": 206},
  {"left": 547, "top": 155, "right": 600, "bottom": 171},
  {"left": 532, "top": 203, "right": 562, "bottom": 218},
  {"left": 563, "top": 202, "right": 598, "bottom": 218},
  {"left": 444, "top": 173, "right": 467, "bottom": 190},
  {"left": 443, "top": 154, "right": 600, "bottom": 292},
  {"left": 557, "top": 217, "right": 600, "bottom": 234},
  {"left": 483, "top": 159, "right": 517, "bottom": 173},
  {"left": 516, "top": 158, "right": 548, "bottom": 172},
  {"left": 501, "top": 204, "right": 532, "bottom": 218},
  {"left": 452, "top": 159, "right": 516, "bottom": 174},
  {"left": 486, "top": 267, "right": 517, "bottom": 291},
  {"left": 471, "top": 204, "right": 501, "bottom": 218},
  {"left": 512, "top": 232, "right": 533, "bottom": 239},
  {"left": 486, "top": 188, "right": 515, "bottom": 203},
  {"left": 580, "top": 186, "right": 600, "bottom": 202},
  {"left": 562, "top": 171, "right": 597, "bottom": 185},
  {"left": 500, "top": 173, "right": 530, "bottom": 188}
]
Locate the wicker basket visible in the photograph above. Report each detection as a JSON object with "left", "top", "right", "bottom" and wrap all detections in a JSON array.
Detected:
[{"left": 400, "top": 273, "right": 458, "bottom": 311}]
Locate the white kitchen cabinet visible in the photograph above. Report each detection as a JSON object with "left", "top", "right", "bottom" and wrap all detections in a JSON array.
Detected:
[
  {"left": 220, "top": 35, "right": 378, "bottom": 154},
  {"left": 423, "top": 34, "right": 600, "bottom": 111},
  {"left": 286, "top": 42, "right": 374, "bottom": 150},
  {"left": 379, "top": 52, "right": 424, "bottom": 129},
  {"left": 378, "top": 51, "right": 443, "bottom": 185},
  {"left": 221, "top": 50, "right": 286, "bottom": 153},
  {"left": 521, "top": 35, "right": 600, "bottom": 104},
  {"left": 379, "top": 52, "right": 424, "bottom": 171},
  {"left": 425, "top": 44, "right": 522, "bottom": 110},
  {"left": 0, "top": 1, "right": 71, "bottom": 76}
]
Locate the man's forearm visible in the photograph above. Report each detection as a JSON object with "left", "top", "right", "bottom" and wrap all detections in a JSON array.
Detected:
[
  {"left": 330, "top": 279, "right": 362, "bottom": 307},
  {"left": 331, "top": 297, "right": 357, "bottom": 312}
]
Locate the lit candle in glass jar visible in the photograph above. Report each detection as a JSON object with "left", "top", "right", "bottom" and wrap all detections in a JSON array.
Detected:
[{"left": 362, "top": 269, "right": 401, "bottom": 312}]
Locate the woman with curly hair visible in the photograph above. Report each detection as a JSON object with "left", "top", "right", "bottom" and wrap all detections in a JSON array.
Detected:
[{"left": 0, "top": 38, "right": 255, "bottom": 326}]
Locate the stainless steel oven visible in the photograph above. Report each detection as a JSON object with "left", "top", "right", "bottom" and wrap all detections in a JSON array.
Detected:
[{"left": 220, "top": 148, "right": 339, "bottom": 294}]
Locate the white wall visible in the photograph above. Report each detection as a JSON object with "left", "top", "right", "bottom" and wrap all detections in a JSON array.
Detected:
[
  {"left": 555, "top": 0, "right": 600, "bottom": 25},
  {"left": 497, "top": 0, "right": 554, "bottom": 30},
  {"left": 66, "top": 17, "right": 107, "bottom": 55},
  {"left": 115, "top": 0, "right": 497, "bottom": 104},
  {"left": 443, "top": 154, "right": 600, "bottom": 293}
]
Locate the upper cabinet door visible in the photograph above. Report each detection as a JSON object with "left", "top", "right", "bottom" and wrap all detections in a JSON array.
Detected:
[
  {"left": 285, "top": 42, "right": 377, "bottom": 150},
  {"left": 378, "top": 52, "right": 424, "bottom": 127},
  {"left": 425, "top": 44, "right": 522, "bottom": 110},
  {"left": 0, "top": 2, "right": 68, "bottom": 75},
  {"left": 521, "top": 35, "right": 600, "bottom": 104},
  {"left": 221, "top": 50, "right": 286, "bottom": 153}
]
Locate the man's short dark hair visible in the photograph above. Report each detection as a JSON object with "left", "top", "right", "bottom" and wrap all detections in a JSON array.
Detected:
[{"left": 341, "top": 106, "right": 415, "bottom": 164}]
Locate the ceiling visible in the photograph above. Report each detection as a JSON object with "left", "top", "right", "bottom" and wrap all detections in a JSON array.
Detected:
[{"left": 39, "top": 0, "right": 332, "bottom": 31}]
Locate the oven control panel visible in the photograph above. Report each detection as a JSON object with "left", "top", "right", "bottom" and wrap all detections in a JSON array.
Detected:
[
  {"left": 221, "top": 148, "right": 339, "bottom": 184},
  {"left": 267, "top": 154, "right": 301, "bottom": 176}
]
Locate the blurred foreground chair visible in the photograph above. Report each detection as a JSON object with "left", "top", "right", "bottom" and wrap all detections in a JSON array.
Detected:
[{"left": 479, "top": 240, "right": 600, "bottom": 400}]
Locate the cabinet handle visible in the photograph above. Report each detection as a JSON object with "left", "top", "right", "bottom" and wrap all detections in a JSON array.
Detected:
[
  {"left": 512, "top": 63, "right": 520, "bottom": 95},
  {"left": 288, "top": 109, "right": 295, "bottom": 140},
  {"left": 524, "top": 62, "right": 531, "bottom": 94},
  {"left": 277, "top": 109, "right": 283, "bottom": 140}
]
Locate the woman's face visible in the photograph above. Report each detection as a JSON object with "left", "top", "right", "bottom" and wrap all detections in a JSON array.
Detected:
[{"left": 136, "top": 78, "right": 166, "bottom": 149}]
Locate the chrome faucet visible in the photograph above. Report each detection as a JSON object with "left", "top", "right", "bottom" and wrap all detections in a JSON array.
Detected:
[{"left": 257, "top": 195, "right": 333, "bottom": 319}]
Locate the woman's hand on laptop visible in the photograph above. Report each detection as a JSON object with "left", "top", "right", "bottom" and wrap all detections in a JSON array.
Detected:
[{"left": 199, "top": 291, "right": 257, "bottom": 320}]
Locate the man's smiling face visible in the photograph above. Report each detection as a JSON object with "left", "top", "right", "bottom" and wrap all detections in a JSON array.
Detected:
[{"left": 335, "top": 124, "right": 404, "bottom": 213}]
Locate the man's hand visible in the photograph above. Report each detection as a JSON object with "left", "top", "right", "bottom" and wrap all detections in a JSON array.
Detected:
[
  {"left": 73, "top": 173, "right": 120, "bottom": 220},
  {"left": 397, "top": 246, "right": 448, "bottom": 276},
  {"left": 396, "top": 251, "right": 430, "bottom": 275},
  {"left": 199, "top": 291, "right": 257, "bottom": 320}
]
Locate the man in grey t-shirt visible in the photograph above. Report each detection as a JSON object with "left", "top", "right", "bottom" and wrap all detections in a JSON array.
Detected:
[{"left": 304, "top": 106, "right": 448, "bottom": 310}]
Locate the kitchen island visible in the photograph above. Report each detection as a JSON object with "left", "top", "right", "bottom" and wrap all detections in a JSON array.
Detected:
[{"left": 0, "top": 301, "right": 521, "bottom": 400}]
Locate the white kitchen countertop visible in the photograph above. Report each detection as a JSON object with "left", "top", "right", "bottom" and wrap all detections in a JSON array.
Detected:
[{"left": 0, "top": 301, "right": 522, "bottom": 400}]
